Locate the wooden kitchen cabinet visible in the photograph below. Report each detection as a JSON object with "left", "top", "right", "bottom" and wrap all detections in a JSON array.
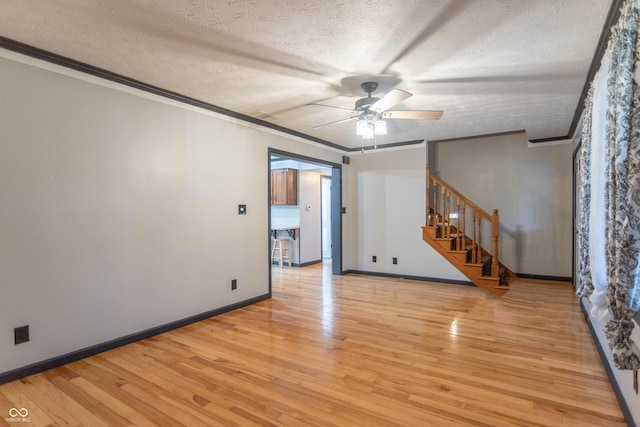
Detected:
[{"left": 271, "top": 168, "right": 298, "bottom": 205}]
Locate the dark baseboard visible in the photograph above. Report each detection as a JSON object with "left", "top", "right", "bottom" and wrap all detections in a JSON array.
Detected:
[
  {"left": 579, "top": 299, "right": 635, "bottom": 427},
  {"left": 272, "top": 259, "right": 323, "bottom": 268},
  {"left": 297, "top": 259, "right": 323, "bottom": 267},
  {"left": 342, "top": 269, "right": 474, "bottom": 286},
  {"left": 272, "top": 261, "right": 292, "bottom": 267},
  {"left": 0, "top": 293, "right": 270, "bottom": 385},
  {"left": 516, "top": 273, "right": 572, "bottom": 282}
]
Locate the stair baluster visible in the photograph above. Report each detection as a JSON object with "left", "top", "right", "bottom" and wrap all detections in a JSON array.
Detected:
[
  {"left": 492, "top": 209, "right": 500, "bottom": 277},
  {"left": 448, "top": 189, "right": 452, "bottom": 241},
  {"left": 441, "top": 186, "right": 446, "bottom": 239},
  {"left": 426, "top": 175, "right": 431, "bottom": 227},
  {"left": 472, "top": 210, "right": 477, "bottom": 263},
  {"left": 477, "top": 213, "right": 482, "bottom": 266},
  {"left": 432, "top": 183, "right": 437, "bottom": 229},
  {"left": 461, "top": 203, "right": 466, "bottom": 253},
  {"left": 455, "top": 199, "right": 461, "bottom": 251}
]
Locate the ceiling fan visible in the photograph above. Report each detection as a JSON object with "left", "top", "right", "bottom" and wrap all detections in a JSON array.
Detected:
[{"left": 311, "top": 81, "right": 443, "bottom": 139}]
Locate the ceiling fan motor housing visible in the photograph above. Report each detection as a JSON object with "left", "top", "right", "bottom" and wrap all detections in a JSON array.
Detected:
[
  {"left": 355, "top": 81, "right": 381, "bottom": 111},
  {"left": 355, "top": 96, "right": 380, "bottom": 111}
]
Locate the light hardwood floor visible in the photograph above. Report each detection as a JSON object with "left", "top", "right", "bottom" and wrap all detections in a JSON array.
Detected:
[{"left": 0, "top": 263, "right": 625, "bottom": 426}]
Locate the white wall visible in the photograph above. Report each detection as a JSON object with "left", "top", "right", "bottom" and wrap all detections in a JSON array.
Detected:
[
  {"left": 582, "top": 300, "right": 640, "bottom": 424},
  {"left": 345, "top": 147, "right": 467, "bottom": 281},
  {"left": 0, "top": 51, "right": 344, "bottom": 374},
  {"left": 299, "top": 171, "right": 322, "bottom": 264},
  {"left": 436, "top": 132, "right": 573, "bottom": 277}
]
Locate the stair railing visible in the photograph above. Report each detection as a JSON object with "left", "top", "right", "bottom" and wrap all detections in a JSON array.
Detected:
[{"left": 426, "top": 166, "right": 500, "bottom": 277}]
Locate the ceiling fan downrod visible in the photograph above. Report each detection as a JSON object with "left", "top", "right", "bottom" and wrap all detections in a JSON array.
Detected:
[{"left": 355, "top": 82, "right": 380, "bottom": 112}]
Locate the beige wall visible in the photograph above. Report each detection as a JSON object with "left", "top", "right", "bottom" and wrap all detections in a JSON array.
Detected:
[
  {"left": 345, "top": 147, "right": 467, "bottom": 280},
  {"left": 435, "top": 132, "right": 573, "bottom": 277},
  {"left": 0, "top": 50, "right": 344, "bottom": 374}
]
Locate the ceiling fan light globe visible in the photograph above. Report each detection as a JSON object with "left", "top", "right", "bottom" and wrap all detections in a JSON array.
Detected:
[
  {"left": 374, "top": 120, "right": 387, "bottom": 135},
  {"left": 356, "top": 119, "right": 372, "bottom": 137}
]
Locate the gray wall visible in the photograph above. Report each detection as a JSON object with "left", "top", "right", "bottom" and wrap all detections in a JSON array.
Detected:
[
  {"left": 0, "top": 51, "right": 344, "bottom": 374},
  {"left": 435, "top": 132, "right": 573, "bottom": 277}
]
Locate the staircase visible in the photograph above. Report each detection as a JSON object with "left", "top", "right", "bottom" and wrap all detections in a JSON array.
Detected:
[{"left": 422, "top": 167, "right": 515, "bottom": 296}]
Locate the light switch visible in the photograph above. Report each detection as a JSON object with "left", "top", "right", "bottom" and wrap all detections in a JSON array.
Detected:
[{"left": 238, "top": 204, "right": 247, "bottom": 215}]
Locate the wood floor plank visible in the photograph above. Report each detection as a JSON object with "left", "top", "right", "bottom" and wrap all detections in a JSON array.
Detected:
[
  {"left": 0, "top": 380, "right": 58, "bottom": 427},
  {"left": 3, "top": 376, "right": 83, "bottom": 427},
  {"left": 0, "top": 263, "right": 626, "bottom": 426}
]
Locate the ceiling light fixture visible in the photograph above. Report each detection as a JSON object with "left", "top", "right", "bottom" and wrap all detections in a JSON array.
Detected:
[
  {"left": 374, "top": 120, "right": 387, "bottom": 135},
  {"left": 356, "top": 119, "right": 373, "bottom": 139},
  {"left": 356, "top": 116, "right": 386, "bottom": 140}
]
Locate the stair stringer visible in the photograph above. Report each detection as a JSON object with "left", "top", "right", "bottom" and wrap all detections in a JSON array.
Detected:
[{"left": 422, "top": 226, "right": 511, "bottom": 296}]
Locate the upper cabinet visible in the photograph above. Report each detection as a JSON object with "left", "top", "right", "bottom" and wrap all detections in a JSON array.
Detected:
[{"left": 271, "top": 168, "right": 298, "bottom": 205}]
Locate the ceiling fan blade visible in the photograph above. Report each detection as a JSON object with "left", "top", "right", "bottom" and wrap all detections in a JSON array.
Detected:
[
  {"left": 312, "top": 116, "right": 359, "bottom": 130},
  {"left": 382, "top": 110, "right": 444, "bottom": 120},
  {"left": 370, "top": 88, "right": 412, "bottom": 113},
  {"left": 306, "top": 103, "right": 357, "bottom": 112}
]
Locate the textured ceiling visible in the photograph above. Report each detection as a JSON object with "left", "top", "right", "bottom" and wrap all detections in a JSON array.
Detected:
[{"left": 0, "top": 0, "right": 613, "bottom": 150}]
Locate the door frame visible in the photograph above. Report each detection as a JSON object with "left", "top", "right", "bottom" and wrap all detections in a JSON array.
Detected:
[
  {"left": 321, "top": 175, "right": 332, "bottom": 260},
  {"left": 268, "top": 148, "right": 343, "bottom": 288}
]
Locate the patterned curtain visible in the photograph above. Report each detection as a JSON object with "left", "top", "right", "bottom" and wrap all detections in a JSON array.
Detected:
[
  {"left": 578, "top": 0, "right": 640, "bottom": 370},
  {"left": 604, "top": 0, "right": 640, "bottom": 370},
  {"left": 577, "top": 88, "right": 593, "bottom": 298},
  {"left": 589, "top": 47, "right": 612, "bottom": 319}
]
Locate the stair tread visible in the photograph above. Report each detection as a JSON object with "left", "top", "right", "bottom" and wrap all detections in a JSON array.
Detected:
[
  {"left": 463, "top": 262, "right": 484, "bottom": 267},
  {"left": 478, "top": 276, "right": 500, "bottom": 281}
]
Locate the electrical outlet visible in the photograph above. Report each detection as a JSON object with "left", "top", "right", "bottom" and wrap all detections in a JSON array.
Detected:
[
  {"left": 372, "top": 255, "right": 377, "bottom": 263},
  {"left": 231, "top": 279, "right": 237, "bottom": 290},
  {"left": 14, "top": 325, "right": 29, "bottom": 345},
  {"left": 392, "top": 257, "right": 398, "bottom": 265}
]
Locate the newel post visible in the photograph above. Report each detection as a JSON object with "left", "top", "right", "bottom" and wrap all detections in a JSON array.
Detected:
[
  {"left": 491, "top": 209, "right": 499, "bottom": 277},
  {"left": 426, "top": 166, "right": 431, "bottom": 227}
]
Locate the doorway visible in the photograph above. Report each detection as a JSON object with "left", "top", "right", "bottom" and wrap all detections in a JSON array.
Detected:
[{"left": 268, "top": 148, "right": 342, "bottom": 281}]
